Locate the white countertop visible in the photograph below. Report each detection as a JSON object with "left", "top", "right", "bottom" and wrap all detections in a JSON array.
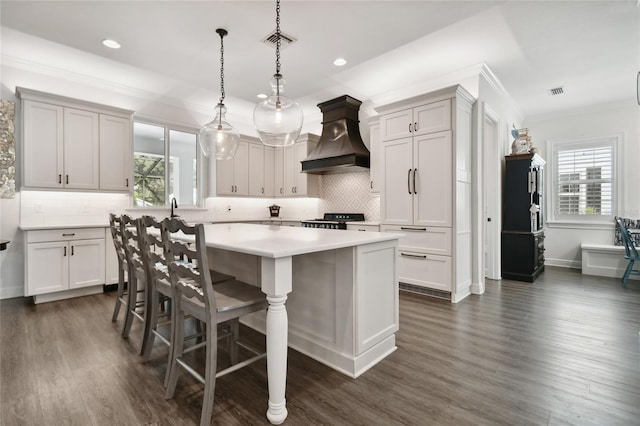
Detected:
[
  {"left": 192, "top": 223, "right": 400, "bottom": 258},
  {"left": 20, "top": 223, "right": 109, "bottom": 231}
]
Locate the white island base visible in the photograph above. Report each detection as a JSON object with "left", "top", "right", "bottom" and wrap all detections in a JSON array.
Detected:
[{"left": 208, "top": 239, "right": 399, "bottom": 378}]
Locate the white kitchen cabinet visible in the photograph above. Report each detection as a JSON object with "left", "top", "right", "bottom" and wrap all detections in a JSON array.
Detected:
[
  {"left": 380, "top": 132, "right": 452, "bottom": 227},
  {"left": 274, "top": 147, "right": 284, "bottom": 196},
  {"left": 264, "top": 146, "right": 275, "bottom": 197},
  {"left": 24, "top": 227, "right": 106, "bottom": 303},
  {"left": 376, "top": 85, "right": 474, "bottom": 302},
  {"left": 398, "top": 251, "right": 452, "bottom": 293},
  {"left": 379, "top": 99, "right": 451, "bottom": 141},
  {"left": 63, "top": 108, "right": 100, "bottom": 189},
  {"left": 249, "top": 143, "right": 266, "bottom": 196},
  {"left": 100, "top": 115, "right": 132, "bottom": 191},
  {"left": 18, "top": 88, "right": 134, "bottom": 192},
  {"left": 22, "top": 101, "right": 64, "bottom": 189},
  {"left": 280, "top": 134, "right": 320, "bottom": 197},
  {"left": 216, "top": 140, "right": 249, "bottom": 195},
  {"left": 368, "top": 120, "right": 380, "bottom": 193},
  {"left": 346, "top": 224, "right": 380, "bottom": 232},
  {"left": 105, "top": 228, "right": 119, "bottom": 285}
]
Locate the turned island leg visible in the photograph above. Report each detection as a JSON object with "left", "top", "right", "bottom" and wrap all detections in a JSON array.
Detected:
[{"left": 261, "top": 256, "right": 292, "bottom": 425}]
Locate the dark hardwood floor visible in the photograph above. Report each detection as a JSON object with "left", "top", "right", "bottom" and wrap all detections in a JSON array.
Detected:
[{"left": 1, "top": 267, "right": 639, "bottom": 425}]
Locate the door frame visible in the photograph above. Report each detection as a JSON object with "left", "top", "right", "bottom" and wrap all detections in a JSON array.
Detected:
[{"left": 483, "top": 102, "right": 501, "bottom": 280}]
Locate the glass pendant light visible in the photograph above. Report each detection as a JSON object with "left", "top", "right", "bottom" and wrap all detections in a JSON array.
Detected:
[
  {"left": 199, "top": 28, "right": 240, "bottom": 160},
  {"left": 253, "top": 0, "right": 303, "bottom": 147}
]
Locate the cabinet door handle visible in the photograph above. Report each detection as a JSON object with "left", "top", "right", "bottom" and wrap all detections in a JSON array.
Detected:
[
  {"left": 413, "top": 168, "right": 417, "bottom": 194},
  {"left": 358, "top": 229, "right": 366, "bottom": 232},
  {"left": 66, "top": 175, "right": 69, "bottom": 184},
  {"left": 71, "top": 246, "right": 74, "bottom": 256},
  {"left": 370, "top": 181, "right": 373, "bottom": 189},
  {"left": 62, "top": 233, "right": 76, "bottom": 237},
  {"left": 414, "top": 122, "right": 418, "bottom": 132},
  {"left": 400, "top": 227, "right": 427, "bottom": 231},
  {"left": 63, "top": 246, "right": 67, "bottom": 256},
  {"left": 409, "top": 123, "right": 412, "bottom": 133},
  {"left": 126, "top": 178, "right": 129, "bottom": 187},
  {"left": 58, "top": 174, "right": 62, "bottom": 184},
  {"left": 280, "top": 188, "right": 283, "bottom": 194},
  {"left": 262, "top": 187, "right": 264, "bottom": 194},
  {"left": 401, "top": 252, "right": 427, "bottom": 259},
  {"left": 407, "top": 169, "right": 411, "bottom": 194}
]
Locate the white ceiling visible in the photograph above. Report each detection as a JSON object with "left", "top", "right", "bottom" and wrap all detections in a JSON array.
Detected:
[{"left": 1, "top": 0, "right": 638, "bottom": 121}]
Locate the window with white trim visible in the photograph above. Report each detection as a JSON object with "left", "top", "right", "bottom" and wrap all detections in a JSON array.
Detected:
[
  {"left": 549, "top": 135, "right": 619, "bottom": 223},
  {"left": 133, "top": 121, "right": 200, "bottom": 207}
]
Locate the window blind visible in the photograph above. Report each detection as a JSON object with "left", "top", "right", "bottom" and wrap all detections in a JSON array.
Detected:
[{"left": 556, "top": 146, "right": 612, "bottom": 215}]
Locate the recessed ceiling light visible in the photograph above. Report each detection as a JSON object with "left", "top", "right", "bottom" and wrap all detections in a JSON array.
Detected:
[
  {"left": 257, "top": 93, "right": 268, "bottom": 99},
  {"left": 102, "top": 39, "right": 121, "bottom": 49},
  {"left": 333, "top": 58, "right": 347, "bottom": 67}
]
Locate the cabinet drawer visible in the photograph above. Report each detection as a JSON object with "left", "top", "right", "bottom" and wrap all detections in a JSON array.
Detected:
[
  {"left": 398, "top": 251, "right": 452, "bottom": 292},
  {"left": 381, "top": 225, "right": 451, "bottom": 255},
  {"left": 27, "top": 227, "right": 105, "bottom": 243},
  {"left": 346, "top": 224, "right": 380, "bottom": 232}
]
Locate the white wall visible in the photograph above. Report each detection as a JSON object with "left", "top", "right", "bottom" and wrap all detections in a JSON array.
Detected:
[
  {"left": 524, "top": 101, "right": 640, "bottom": 268},
  {"left": 473, "top": 70, "right": 524, "bottom": 285}
]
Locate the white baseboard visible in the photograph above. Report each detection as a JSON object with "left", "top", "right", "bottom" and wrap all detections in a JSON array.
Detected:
[
  {"left": 1, "top": 285, "right": 24, "bottom": 300},
  {"left": 545, "top": 258, "right": 581, "bottom": 269}
]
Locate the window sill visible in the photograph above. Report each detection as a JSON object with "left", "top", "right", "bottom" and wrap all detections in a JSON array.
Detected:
[{"left": 546, "top": 220, "right": 613, "bottom": 230}]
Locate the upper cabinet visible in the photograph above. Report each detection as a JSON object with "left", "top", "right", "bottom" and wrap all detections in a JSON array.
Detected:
[
  {"left": 380, "top": 99, "right": 451, "bottom": 142},
  {"left": 369, "top": 120, "right": 380, "bottom": 193},
  {"left": 248, "top": 142, "right": 266, "bottom": 197},
  {"left": 216, "top": 140, "right": 249, "bottom": 196},
  {"left": 272, "top": 134, "right": 320, "bottom": 198},
  {"left": 18, "top": 88, "right": 134, "bottom": 192},
  {"left": 99, "top": 115, "right": 132, "bottom": 191}
]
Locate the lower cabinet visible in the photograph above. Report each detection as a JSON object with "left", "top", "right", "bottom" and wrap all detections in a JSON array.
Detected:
[
  {"left": 25, "top": 227, "right": 105, "bottom": 302},
  {"left": 398, "top": 251, "right": 452, "bottom": 292},
  {"left": 501, "top": 231, "right": 545, "bottom": 282},
  {"left": 105, "top": 228, "right": 119, "bottom": 285},
  {"left": 381, "top": 224, "right": 453, "bottom": 293},
  {"left": 346, "top": 224, "right": 380, "bottom": 232}
]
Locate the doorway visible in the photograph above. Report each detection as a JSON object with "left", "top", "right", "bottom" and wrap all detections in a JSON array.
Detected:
[{"left": 483, "top": 103, "right": 501, "bottom": 280}]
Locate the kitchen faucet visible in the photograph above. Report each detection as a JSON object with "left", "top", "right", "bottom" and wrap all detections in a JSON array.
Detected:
[{"left": 170, "top": 197, "right": 179, "bottom": 218}]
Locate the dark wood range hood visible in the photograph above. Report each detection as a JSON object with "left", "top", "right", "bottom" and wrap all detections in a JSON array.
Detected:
[{"left": 301, "top": 95, "right": 370, "bottom": 175}]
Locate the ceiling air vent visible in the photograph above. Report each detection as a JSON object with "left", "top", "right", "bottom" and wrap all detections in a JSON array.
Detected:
[
  {"left": 549, "top": 86, "right": 564, "bottom": 96},
  {"left": 262, "top": 30, "right": 297, "bottom": 48}
]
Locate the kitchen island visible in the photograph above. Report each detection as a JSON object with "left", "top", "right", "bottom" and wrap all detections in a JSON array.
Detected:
[{"left": 195, "top": 223, "right": 400, "bottom": 424}]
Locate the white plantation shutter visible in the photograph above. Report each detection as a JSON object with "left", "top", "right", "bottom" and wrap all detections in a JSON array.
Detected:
[{"left": 553, "top": 138, "right": 616, "bottom": 218}]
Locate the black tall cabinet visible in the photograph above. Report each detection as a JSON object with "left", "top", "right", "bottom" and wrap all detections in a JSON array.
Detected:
[{"left": 501, "top": 153, "right": 546, "bottom": 282}]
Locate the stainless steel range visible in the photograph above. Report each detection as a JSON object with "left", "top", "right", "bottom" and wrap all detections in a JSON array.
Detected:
[{"left": 301, "top": 213, "right": 365, "bottom": 230}]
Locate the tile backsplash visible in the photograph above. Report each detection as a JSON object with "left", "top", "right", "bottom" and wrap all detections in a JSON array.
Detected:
[
  {"left": 319, "top": 171, "right": 380, "bottom": 221},
  {"left": 20, "top": 190, "right": 130, "bottom": 226}
]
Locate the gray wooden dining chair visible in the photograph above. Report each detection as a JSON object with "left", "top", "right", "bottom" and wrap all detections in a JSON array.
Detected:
[
  {"left": 138, "top": 215, "right": 236, "bottom": 379},
  {"left": 120, "top": 214, "right": 147, "bottom": 348},
  {"left": 109, "top": 213, "right": 129, "bottom": 326},
  {"left": 161, "top": 218, "right": 267, "bottom": 426},
  {"left": 615, "top": 216, "right": 640, "bottom": 288}
]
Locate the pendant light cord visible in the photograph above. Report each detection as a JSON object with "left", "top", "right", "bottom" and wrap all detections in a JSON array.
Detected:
[
  {"left": 275, "top": 0, "right": 282, "bottom": 104},
  {"left": 276, "top": 0, "right": 281, "bottom": 75},
  {"left": 219, "top": 30, "right": 226, "bottom": 105}
]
